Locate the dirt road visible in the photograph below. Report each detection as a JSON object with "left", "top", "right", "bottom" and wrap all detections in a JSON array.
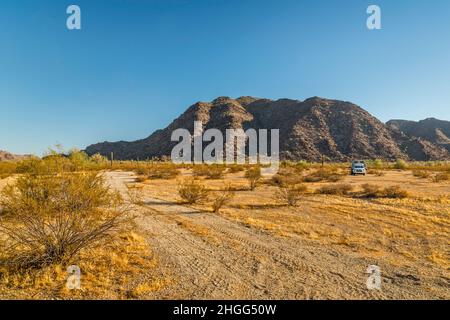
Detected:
[{"left": 105, "top": 171, "right": 449, "bottom": 300}]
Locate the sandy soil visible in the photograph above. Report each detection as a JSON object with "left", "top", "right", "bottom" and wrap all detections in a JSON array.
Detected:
[{"left": 105, "top": 171, "right": 449, "bottom": 300}]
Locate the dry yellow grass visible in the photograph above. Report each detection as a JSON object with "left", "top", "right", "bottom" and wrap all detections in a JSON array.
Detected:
[
  {"left": 172, "top": 216, "right": 220, "bottom": 246},
  {"left": 0, "top": 231, "right": 166, "bottom": 299},
  {"left": 2, "top": 161, "right": 447, "bottom": 299},
  {"left": 133, "top": 167, "right": 449, "bottom": 271},
  {"left": 0, "top": 163, "right": 168, "bottom": 300}
]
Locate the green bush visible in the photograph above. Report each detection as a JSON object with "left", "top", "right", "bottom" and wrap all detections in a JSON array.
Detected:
[{"left": 394, "top": 159, "right": 408, "bottom": 170}]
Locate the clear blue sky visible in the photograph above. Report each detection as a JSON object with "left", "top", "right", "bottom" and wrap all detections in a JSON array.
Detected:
[{"left": 1, "top": 0, "right": 449, "bottom": 155}]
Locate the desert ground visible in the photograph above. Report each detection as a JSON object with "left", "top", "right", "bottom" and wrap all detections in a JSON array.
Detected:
[
  {"left": 106, "top": 168, "right": 449, "bottom": 299},
  {"left": 0, "top": 164, "right": 449, "bottom": 300}
]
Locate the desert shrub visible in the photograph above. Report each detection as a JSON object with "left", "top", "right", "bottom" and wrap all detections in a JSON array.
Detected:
[
  {"left": 270, "top": 174, "right": 284, "bottom": 186},
  {"left": 303, "top": 174, "right": 323, "bottom": 183},
  {"left": 356, "top": 184, "right": 409, "bottom": 199},
  {"left": 193, "top": 164, "right": 226, "bottom": 179},
  {"left": 360, "top": 184, "right": 382, "bottom": 198},
  {"left": 303, "top": 167, "right": 343, "bottom": 183},
  {"left": 317, "top": 183, "right": 353, "bottom": 195},
  {"left": 211, "top": 185, "right": 235, "bottom": 213},
  {"left": 297, "top": 160, "right": 309, "bottom": 169},
  {"left": 380, "top": 186, "right": 409, "bottom": 199},
  {"left": 0, "top": 230, "right": 158, "bottom": 299},
  {"left": 68, "top": 149, "right": 90, "bottom": 171},
  {"left": 244, "top": 167, "right": 262, "bottom": 190},
  {"left": 90, "top": 153, "right": 108, "bottom": 165},
  {"left": 204, "top": 165, "right": 225, "bottom": 179},
  {"left": 430, "top": 172, "right": 449, "bottom": 183},
  {"left": 275, "top": 184, "right": 308, "bottom": 206},
  {"left": 147, "top": 164, "right": 180, "bottom": 179},
  {"left": 0, "top": 172, "right": 125, "bottom": 270},
  {"left": 270, "top": 168, "right": 304, "bottom": 187},
  {"left": 134, "top": 165, "right": 150, "bottom": 176},
  {"left": 14, "top": 147, "right": 99, "bottom": 174},
  {"left": 16, "top": 156, "right": 70, "bottom": 175},
  {"left": 367, "top": 169, "right": 385, "bottom": 176},
  {"left": 394, "top": 159, "right": 408, "bottom": 170},
  {"left": 0, "top": 161, "right": 17, "bottom": 178},
  {"left": 192, "top": 164, "right": 210, "bottom": 177},
  {"left": 413, "top": 170, "right": 431, "bottom": 179},
  {"left": 372, "top": 159, "right": 384, "bottom": 169},
  {"left": 178, "top": 178, "right": 209, "bottom": 204},
  {"left": 227, "top": 164, "right": 245, "bottom": 173}
]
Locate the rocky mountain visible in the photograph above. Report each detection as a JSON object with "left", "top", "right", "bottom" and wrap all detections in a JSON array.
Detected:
[
  {"left": 387, "top": 118, "right": 450, "bottom": 153},
  {"left": 85, "top": 96, "right": 450, "bottom": 162},
  {"left": 0, "top": 150, "right": 25, "bottom": 161}
]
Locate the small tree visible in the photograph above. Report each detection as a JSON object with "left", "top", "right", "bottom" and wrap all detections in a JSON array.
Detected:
[
  {"left": 275, "top": 184, "right": 307, "bottom": 206},
  {"left": 245, "top": 167, "right": 262, "bottom": 191},
  {"left": 211, "top": 185, "right": 235, "bottom": 213},
  {"left": 178, "top": 178, "right": 209, "bottom": 204}
]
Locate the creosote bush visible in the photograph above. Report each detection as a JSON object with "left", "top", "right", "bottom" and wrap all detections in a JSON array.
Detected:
[
  {"left": 360, "top": 184, "right": 381, "bottom": 198},
  {"left": 394, "top": 159, "right": 408, "bottom": 170},
  {"left": 147, "top": 164, "right": 180, "bottom": 179},
  {"left": 367, "top": 169, "right": 385, "bottom": 176},
  {"left": 358, "top": 184, "right": 409, "bottom": 199},
  {"left": 430, "top": 172, "right": 449, "bottom": 183},
  {"left": 270, "top": 167, "right": 304, "bottom": 187},
  {"left": 211, "top": 185, "right": 235, "bottom": 213},
  {"left": 317, "top": 183, "right": 353, "bottom": 195},
  {"left": 178, "top": 178, "right": 209, "bottom": 204},
  {"left": 303, "top": 168, "right": 344, "bottom": 183},
  {"left": 227, "top": 164, "right": 245, "bottom": 173},
  {"left": 244, "top": 167, "right": 262, "bottom": 191},
  {"left": 275, "top": 184, "right": 308, "bottom": 206},
  {"left": 193, "top": 164, "right": 226, "bottom": 179},
  {"left": 381, "top": 186, "right": 409, "bottom": 198},
  {"left": 0, "top": 172, "right": 126, "bottom": 270},
  {"left": 412, "top": 170, "right": 431, "bottom": 179}
]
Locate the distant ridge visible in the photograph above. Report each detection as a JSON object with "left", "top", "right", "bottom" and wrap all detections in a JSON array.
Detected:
[
  {"left": 0, "top": 150, "right": 28, "bottom": 162},
  {"left": 85, "top": 97, "right": 450, "bottom": 162},
  {"left": 387, "top": 118, "right": 450, "bottom": 153}
]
